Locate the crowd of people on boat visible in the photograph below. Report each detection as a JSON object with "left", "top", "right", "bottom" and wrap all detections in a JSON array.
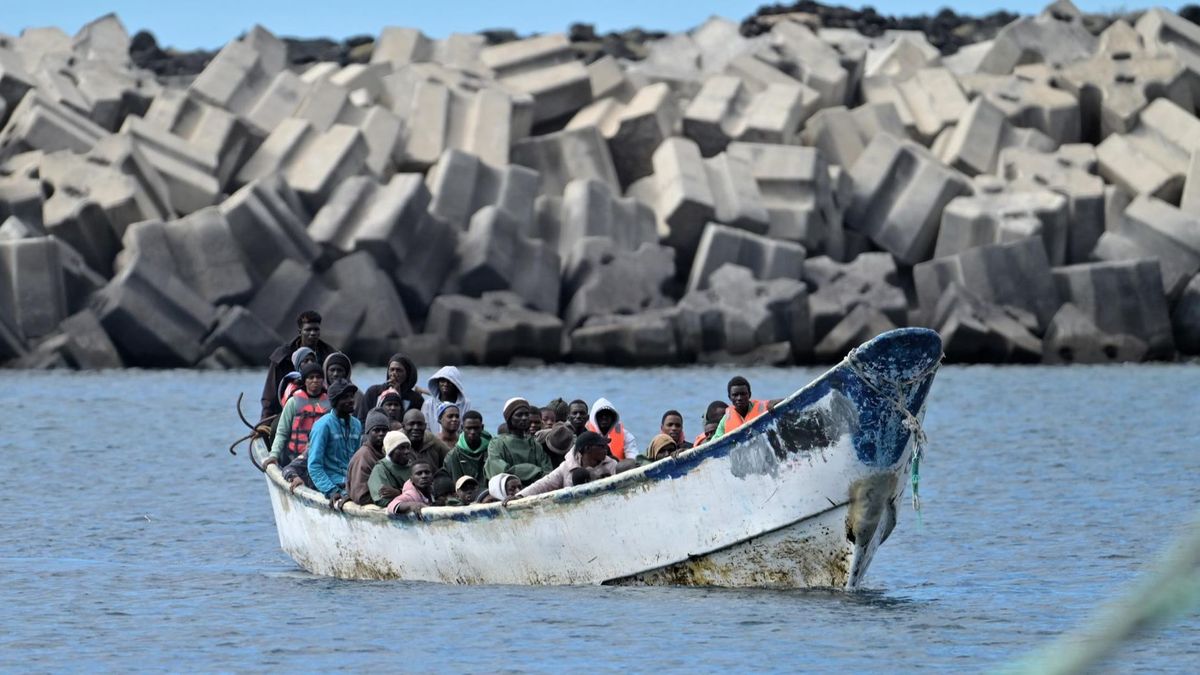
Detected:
[{"left": 256, "top": 310, "right": 780, "bottom": 516}]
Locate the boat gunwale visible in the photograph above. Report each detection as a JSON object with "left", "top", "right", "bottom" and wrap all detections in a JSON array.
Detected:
[{"left": 253, "top": 328, "right": 941, "bottom": 526}]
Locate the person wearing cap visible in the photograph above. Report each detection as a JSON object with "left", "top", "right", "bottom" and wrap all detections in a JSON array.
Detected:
[
  {"left": 357, "top": 353, "right": 424, "bottom": 424},
  {"left": 535, "top": 423, "right": 576, "bottom": 469},
  {"left": 402, "top": 409, "right": 452, "bottom": 475},
  {"left": 484, "top": 398, "right": 553, "bottom": 485},
  {"left": 259, "top": 309, "right": 337, "bottom": 423},
  {"left": 265, "top": 362, "right": 328, "bottom": 471},
  {"left": 454, "top": 476, "right": 479, "bottom": 505},
  {"left": 443, "top": 410, "right": 492, "bottom": 485},
  {"left": 516, "top": 430, "right": 618, "bottom": 498},
  {"left": 369, "top": 430, "right": 415, "bottom": 507},
  {"left": 694, "top": 401, "right": 728, "bottom": 447},
  {"left": 306, "top": 380, "right": 364, "bottom": 508},
  {"left": 346, "top": 409, "right": 393, "bottom": 506}
]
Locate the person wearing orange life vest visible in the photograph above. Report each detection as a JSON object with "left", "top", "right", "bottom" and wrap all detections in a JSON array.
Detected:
[
  {"left": 264, "top": 362, "right": 330, "bottom": 489},
  {"left": 712, "top": 376, "right": 783, "bottom": 439},
  {"left": 586, "top": 398, "right": 638, "bottom": 461}
]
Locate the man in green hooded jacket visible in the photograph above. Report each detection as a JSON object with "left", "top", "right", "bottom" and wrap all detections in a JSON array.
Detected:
[
  {"left": 444, "top": 410, "right": 492, "bottom": 484},
  {"left": 485, "top": 398, "right": 552, "bottom": 485}
]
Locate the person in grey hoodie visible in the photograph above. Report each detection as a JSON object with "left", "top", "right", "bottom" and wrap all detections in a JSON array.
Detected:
[{"left": 421, "top": 366, "right": 471, "bottom": 433}]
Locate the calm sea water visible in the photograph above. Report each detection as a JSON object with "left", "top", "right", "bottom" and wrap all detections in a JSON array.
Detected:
[{"left": 2, "top": 364, "right": 1198, "bottom": 672}]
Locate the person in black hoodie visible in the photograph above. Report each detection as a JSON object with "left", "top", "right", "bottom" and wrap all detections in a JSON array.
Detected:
[
  {"left": 357, "top": 353, "right": 424, "bottom": 423},
  {"left": 259, "top": 310, "right": 337, "bottom": 423}
]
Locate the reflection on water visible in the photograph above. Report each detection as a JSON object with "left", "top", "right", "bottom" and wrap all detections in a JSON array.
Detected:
[{"left": 1, "top": 364, "right": 1198, "bottom": 671}]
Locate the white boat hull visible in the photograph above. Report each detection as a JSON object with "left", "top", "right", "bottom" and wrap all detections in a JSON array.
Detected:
[{"left": 254, "top": 328, "right": 941, "bottom": 589}]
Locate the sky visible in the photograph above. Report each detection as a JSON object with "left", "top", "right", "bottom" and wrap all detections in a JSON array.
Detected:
[{"left": 3, "top": 0, "right": 1167, "bottom": 50}]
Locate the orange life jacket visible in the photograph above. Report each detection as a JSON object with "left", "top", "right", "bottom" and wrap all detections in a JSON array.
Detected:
[
  {"left": 693, "top": 432, "right": 711, "bottom": 447},
  {"left": 586, "top": 420, "right": 632, "bottom": 460},
  {"left": 286, "top": 390, "right": 331, "bottom": 461},
  {"left": 724, "top": 400, "right": 768, "bottom": 434}
]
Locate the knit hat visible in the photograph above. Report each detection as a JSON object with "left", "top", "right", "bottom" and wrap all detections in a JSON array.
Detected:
[
  {"left": 278, "top": 371, "right": 300, "bottom": 403},
  {"left": 574, "top": 430, "right": 610, "bottom": 453},
  {"left": 378, "top": 388, "right": 402, "bottom": 406},
  {"left": 502, "top": 397, "right": 531, "bottom": 424},
  {"left": 365, "top": 409, "right": 391, "bottom": 432},
  {"left": 323, "top": 351, "right": 352, "bottom": 382},
  {"left": 291, "top": 346, "right": 315, "bottom": 370},
  {"left": 436, "top": 401, "right": 460, "bottom": 422},
  {"left": 383, "top": 430, "right": 411, "bottom": 454},
  {"left": 542, "top": 423, "right": 575, "bottom": 455},
  {"left": 546, "top": 397, "right": 569, "bottom": 422},
  {"left": 327, "top": 379, "right": 358, "bottom": 404},
  {"left": 300, "top": 362, "right": 323, "bottom": 380}
]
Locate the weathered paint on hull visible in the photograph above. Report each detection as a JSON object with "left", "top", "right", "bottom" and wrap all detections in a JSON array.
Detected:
[{"left": 255, "top": 328, "right": 942, "bottom": 588}]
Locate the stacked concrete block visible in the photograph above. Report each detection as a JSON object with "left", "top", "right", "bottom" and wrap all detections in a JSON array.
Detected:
[
  {"left": 481, "top": 34, "right": 592, "bottom": 124},
  {"left": 935, "top": 186, "right": 1070, "bottom": 266},
  {"left": 86, "top": 136, "right": 176, "bottom": 228},
  {"left": 511, "top": 125, "right": 620, "bottom": 198},
  {"left": 690, "top": 17, "right": 760, "bottom": 75},
  {"left": 1184, "top": 151, "right": 1200, "bottom": 215},
  {"left": 371, "top": 27, "right": 433, "bottom": 67},
  {"left": 846, "top": 133, "right": 973, "bottom": 265},
  {"left": 925, "top": 281, "right": 1043, "bottom": 363},
  {"left": 863, "top": 35, "right": 941, "bottom": 80},
  {"left": 119, "top": 209, "right": 254, "bottom": 306},
  {"left": 120, "top": 115, "right": 221, "bottom": 215},
  {"left": 1052, "top": 259, "right": 1175, "bottom": 358},
  {"left": 935, "top": 97, "right": 1056, "bottom": 177},
  {"left": 291, "top": 78, "right": 355, "bottom": 131},
  {"left": 1092, "top": 196, "right": 1200, "bottom": 299},
  {"left": 142, "top": 89, "right": 258, "bottom": 190},
  {"left": 308, "top": 173, "right": 428, "bottom": 261},
  {"left": 384, "top": 63, "right": 532, "bottom": 170},
  {"left": 0, "top": 49, "right": 36, "bottom": 114},
  {"left": 686, "top": 223, "right": 806, "bottom": 293},
  {"left": 915, "top": 237, "right": 1060, "bottom": 331},
  {"left": 1001, "top": 144, "right": 1106, "bottom": 263},
  {"left": 188, "top": 26, "right": 287, "bottom": 132},
  {"left": 218, "top": 175, "right": 320, "bottom": 287},
  {"left": 38, "top": 145, "right": 171, "bottom": 240},
  {"left": 567, "top": 82, "right": 679, "bottom": 187},
  {"left": 861, "top": 67, "right": 969, "bottom": 144},
  {"left": 246, "top": 258, "right": 365, "bottom": 352},
  {"left": 91, "top": 252, "right": 218, "bottom": 367},
  {"left": 1096, "top": 98, "right": 1200, "bottom": 202},
  {"left": 0, "top": 91, "right": 107, "bottom": 160},
  {"left": 676, "top": 263, "right": 811, "bottom": 359},
  {"left": 625, "top": 137, "right": 715, "bottom": 268},
  {"left": 1042, "top": 302, "right": 1149, "bottom": 363},
  {"left": 237, "top": 119, "right": 368, "bottom": 211},
  {"left": 814, "top": 305, "right": 900, "bottom": 362},
  {"left": 682, "top": 74, "right": 816, "bottom": 156},
  {"left": 803, "top": 253, "right": 908, "bottom": 344},
  {"left": 454, "top": 205, "right": 560, "bottom": 315},
  {"left": 1050, "top": 20, "right": 1192, "bottom": 141},
  {"left": 800, "top": 103, "right": 908, "bottom": 169},
  {"left": 726, "top": 142, "right": 843, "bottom": 257},
  {"left": 52, "top": 308, "right": 123, "bottom": 369},
  {"left": 768, "top": 21, "right": 849, "bottom": 108},
  {"left": 1172, "top": 274, "right": 1200, "bottom": 354},
  {"left": 961, "top": 72, "right": 1081, "bottom": 144},
  {"left": 0, "top": 236, "right": 68, "bottom": 341},
  {"left": 570, "top": 309, "right": 683, "bottom": 365},
  {"left": 976, "top": 0, "right": 1098, "bottom": 74},
  {"left": 702, "top": 151, "right": 770, "bottom": 235},
  {"left": 323, "top": 251, "right": 414, "bottom": 362},
  {"left": 555, "top": 178, "right": 656, "bottom": 255},
  {"left": 200, "top": 303, "right": 283, "bottom": 366},
  {"left": 1135, "top": 8, "right": 1200, "bottom": 111},
  {"left": 0, "top": 215, "right": 38, "bottom": 240},
  {"left": 425, "top": 291, "right": 563, "bottom": 364},
  {"left": 426, "top": 148, "right": 538, "bottom": 229},
  {"left": 562, "top": 240, "right": 675, "bottom": 330},
  {"left": 41, "top": 183, "right": 120, "bottom": 278}
]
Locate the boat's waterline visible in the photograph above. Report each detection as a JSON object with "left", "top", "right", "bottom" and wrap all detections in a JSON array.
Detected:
[{"left": 256, "top": 328, "right": 941, "bottom": 588}]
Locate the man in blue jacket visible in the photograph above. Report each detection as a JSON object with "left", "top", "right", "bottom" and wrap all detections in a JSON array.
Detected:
[{"left": 307, "top": 379, "right": 363, "bottom": 510}]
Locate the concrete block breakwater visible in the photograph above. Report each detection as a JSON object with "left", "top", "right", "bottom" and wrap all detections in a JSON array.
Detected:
[{"left": 2, "top": 1, "right": 1200, "bottom": 369}]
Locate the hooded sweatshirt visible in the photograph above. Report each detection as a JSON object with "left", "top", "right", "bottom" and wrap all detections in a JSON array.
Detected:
[
  {"left": 444, "top": 428, "right": 494, "bottom": 484},
  {"left": 420, "top": 366, "right": 471, "bottom": 433},
  {"left": 357, "top": 353, "right": 424, "bottom": 423},
  {"left": 517, "top": 449, "right": 618, "bottom": 497},
  {"left": 586, "top": 398, "right": 638, "bottom": 461},
  {"left": 260, "top": 336, "right": 336, "bottom": 421}
]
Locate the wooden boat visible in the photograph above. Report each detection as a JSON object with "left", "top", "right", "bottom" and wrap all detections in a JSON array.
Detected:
[{"left": 250, "top": 327, "right": 943, "bottom": 588}]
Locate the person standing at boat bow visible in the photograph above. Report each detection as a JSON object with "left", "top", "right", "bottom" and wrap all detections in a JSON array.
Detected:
[
  {"left": 259, "top": 310, "right": 336, "bottom": 423},
  {"left": 306, "top": 380, "right": 363, "bottom": 510},
  {"left": 484, "top": 398, "right": 553, "bottom": 485},
  {"left": 713, "top": 376, "right": 783, "bottom": 438}
]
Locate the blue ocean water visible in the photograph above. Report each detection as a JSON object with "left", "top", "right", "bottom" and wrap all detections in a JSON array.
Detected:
[{"left": 1, "top": 363, "right": 1198, "bottom": 672}]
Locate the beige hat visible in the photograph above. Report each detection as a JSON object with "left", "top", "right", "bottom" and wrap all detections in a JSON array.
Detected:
[
  {"left": 455, "top": 475, "right": 478, "bottom": 491},
  {"left": 383, "top": 430, "right": 411, "bottom": 454}
]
